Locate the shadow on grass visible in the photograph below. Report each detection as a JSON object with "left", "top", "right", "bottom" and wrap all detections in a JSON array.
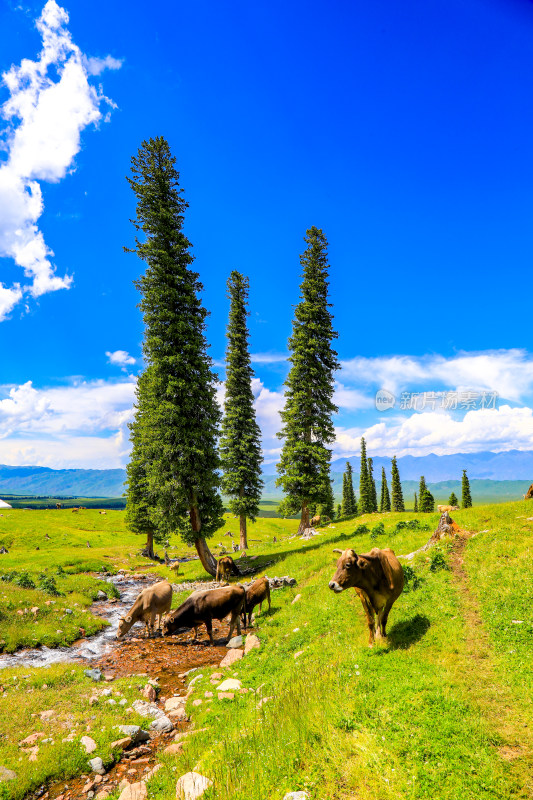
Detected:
[{"left": 387, "top": 614, "right": 430, "bottom": 650}]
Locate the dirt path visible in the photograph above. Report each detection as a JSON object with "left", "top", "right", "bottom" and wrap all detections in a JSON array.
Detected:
[
  {"left": 44, "top": 620, "right": 235, "bottom": 800},
  {"left": 449, "top": 531, "right": 533, "bottom": 797}
]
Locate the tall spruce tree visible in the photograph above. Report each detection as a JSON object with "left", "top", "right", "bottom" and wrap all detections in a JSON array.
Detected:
[
  {"left": 419, "top": 475, "right": 427, "bottom": 501},
  {"left": 336, "top": 503, "right": 342, "bottom": 520},
  {"left": 220, "top": 271, "right": 263, "bottom": 550},
  {"left": 368, "top": 457, "right": 378, "bottom": 512},
  {"left": 319, "top": 479, "right": 336, "bottom": 521},
  {"left": 125, "top": 136, "right": 223, "bottom": 575},
  {"left": 419, "top": 487, "right": 435, "bottom": 512},
  {"left": 380, "top": 467, "right": 391, "bottom": 512},
  {"left": 342, "top": 461, "right": 357, "bottom": 516},
  {"left": 413, "top": 492, "right": 418, "bottom": 512},
  {"left": 461, "top": 470, "right": 473, "bottom": 508},
  {"left": 391, "top": 456, "right": 405, "bottom": 511},
  {"left": 359, "top": 437, "right": 372, "bottom": 513},
  {"left": 449, "top": 491, "right": 459, "bottom": 506},
  {"left": 277, "top": 227, "right": 340, "bottom": 532}
]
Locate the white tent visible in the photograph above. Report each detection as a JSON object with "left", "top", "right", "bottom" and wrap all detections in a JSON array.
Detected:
[{"left": 0, "top": 499, "right": 12, "bottom": 508}]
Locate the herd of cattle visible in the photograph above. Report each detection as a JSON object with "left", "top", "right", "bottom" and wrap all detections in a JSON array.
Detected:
[{"left": 117, "top": 545, "right": 404, "bottom": 648}]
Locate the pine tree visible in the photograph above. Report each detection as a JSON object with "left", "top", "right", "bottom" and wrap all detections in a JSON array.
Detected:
[
  {"left": 449, "top": 491, "right": 459, "bottom": 506},
  {"left": 391, "top": 456, "right": 405, "bottom": 512},
  {"left": 336, "top": 503, "right": 342, "bottom": 520},
  {"left": 319, "top": 479, "right": 335, "bottom": 521},
  {"left": 342, "top": 461, "right": 357, "bottom": 516},
  {"left": 277, "top": 227, "right": 340, "bottom": 532},
  {"left": 419, "top": 488, "right": 435, "bottom": 512},
  {"left": 368, "top": 457, "right": 378, "bottom": 512},
  {"left": 220, "top": 271, "right": 264, "bottom": 550},
  {"left": 413, "top": 492, "right": 418, "bottom": 512},
  {"left": 461, "top": 470, "right": 473, "bottom": 508},
  {"left": 419, "top": 476, "right": 427, "bottom": 501},
  {"left": 380, "top": 467, "right": 391, "bottom": 512},
  {"left": 125, "top": 136, "right": 223, "bottom": 575},
  {"left": 359, "top": 437, "right": 372, "bottom": 514}
]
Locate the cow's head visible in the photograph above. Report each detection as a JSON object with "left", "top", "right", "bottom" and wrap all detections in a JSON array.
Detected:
[
  {"left": 329, "top": 548, "right": 368, "bottom": 593},
  {"left": 116, "top": 615, "right": 132, "bottom": 639},
  {"left": 161, "top": 610, "right": 178, "bottom": 637}
]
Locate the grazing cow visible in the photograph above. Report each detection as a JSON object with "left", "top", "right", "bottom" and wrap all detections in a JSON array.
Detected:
[
  {"left": 437, "top": 504, "right": 459, "bottom": 513},
  {"left": 71, "top": 508, "right": 79, "bottom": 513},
  {"left": 56, "top": 503, "right": 62, "bottom": 510},
  {"left": 117, "top": 579, "right": 173, "bottom": 639},
  {"left": 311, "top": 515, "right": 321, "bottom": 526},
  {"left": 243, "top": 576, "right": 271, "bottom": 627},
  {"left": 216, "top": 555, "right": 241, "bottom": 582},
  {"left": 99, "top": 510, "right": 107, "bottom": 515},
  {"left": 329, "top": 547, "right": 404, "bottom": 646},
  {"left": 169, "top": 562, "right": 181, "bottom": 575},
  {"left": 162, "top": 585, "right": 245, "bottom": 644}
]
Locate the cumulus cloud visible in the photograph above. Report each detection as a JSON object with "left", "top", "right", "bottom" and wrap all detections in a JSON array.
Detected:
[
  {"left": 106, "top": 350, "right": 136, "bottom": 369},
  {"left": 340, "top": 349, "right": 533, "bottom": 402},
  {"left": 0, "top": 0, "right": 121, "bottom": 320},
  {"left": 84, "top": 55, "right": 123, "bottom": 75},
  {"left": 334, "top": 404, "right": 533, "bottom": 459}
]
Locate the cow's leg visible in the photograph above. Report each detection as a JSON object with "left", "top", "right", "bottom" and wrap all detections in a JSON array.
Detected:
[
  {"left": 356, "top": 588, "right": 376, "bottom": 646},
  {"left": 192, "top": 625, "right": 199, "bottom": 642},
  {"left": 205, "top": 617, "right": 214, "bottom": 646},
  {"left": 379, "top": 598, "right": 395, "bottom": 638}
]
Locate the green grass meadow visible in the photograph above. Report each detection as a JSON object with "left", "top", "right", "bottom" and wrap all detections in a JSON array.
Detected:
[{"left": 0, "top": 503, "right": 532, "bottom": 798}]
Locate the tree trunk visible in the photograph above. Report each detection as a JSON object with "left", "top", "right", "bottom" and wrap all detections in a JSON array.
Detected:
[
  {"left": 142, "top": 530, "right": 155, "bottom": 559},
  {"left": 239, "top": 514, "right": 248, "bottom": 550},
  {"left": 194, "top": 537, "right": 218, "bottom": 577},
  {"left": 190, "top": 501, "right": 218, "bottom": 577},
  {"left": 297, "top": 502, "right": 310, "bottom": 535}
]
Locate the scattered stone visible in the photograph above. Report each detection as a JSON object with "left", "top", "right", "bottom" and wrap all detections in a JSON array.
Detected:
[
  {"left": 96, "top": 591, "right": 108, "bottom": 600},
  {"left": 257, "top": 696, "right": 273, "bottom": 708},
  {"left": 65, "top": 608, "right": 73, "bottom": 614},
  {"left": 118, "top": 783, "right": 147, "bottom": 800},
  {"left": 210, "top": 672, "right": 223, "bottom": 681},
  {"left": 95, "top": 793, "right": 109, "bottom": 800},
  {"left": 244, "top": 634, "right": 260, "bottom": 655},
  {"left": 110, "top": 737, "right": 132, "bottom": 751},
  {"left": 19, "top": 732, "right": 44, "bottom": 747},
  {"left": 82, "top": 780, "right": 95, "bottom": 793},
  {"left": 165, "top": 696, "right": 186, "bottom": 712},
  {"left": 204, "top": 691, "right": 213, "bottom": 698},
  {"left": 104, "top": 673, "right": 115, "bottom": 682},
  {"left": 175, "top": 771, "right": 213, "bottom": 799},
  {"left": 164, "top": 742, "right": 184, "bottom": 755},
  {"left": 101, "top": 689, "right": 112, "bottom": 697},
  {"left": 150, "top": 716, "right": 174, "bottom": 733},
  {"left": 218, "top": 692, "right": 234, "bottom": 700},
  {"left": 89, "top": 756, "right": 105, "bottom": 775},
  {"left": 226, "top": 635, "right": 243, "bottom": 649},
  {"left": 283, "top": 793, "right": 310, "bottom": 800},
  {"left": 131, "top": 699, "right": 164, "bottom": 720},
  {"left": 107, "top": 699, "right": 117, "bottom": 706},
  {"left": 81, "top": 736, "right": 97, "bottom": 754},
  {"left": 192, "top": 699, "right": 202, "bottom": 707},
  {"left": 294, "top": 650, "right": 304, "bottom": 659},
  {"left": 39, "top": 710, "right": 55, "bottom": 721},
  {"left": 167, "top": 707, "right": 188, "bottom": 722},
  {"left": 291, "top": 594, "right": 301, "bottom": 604},
  {"left": 85, "top": 669, "right": 103, "bottom": 682},
  {"left": 219, "top": 649, "right": 243, "bottom": 668},
  {"left": 216, "top": 678, "right": 242, "bottom": 692},
  {"left": 116, "top": 725, "right": 150, "bottom": 744},
  {"left": 31, "top": 606, "right": 39, "bottom": 615},
  {"left": 142, "top": 684, "right": 157, "bottom": 702}
]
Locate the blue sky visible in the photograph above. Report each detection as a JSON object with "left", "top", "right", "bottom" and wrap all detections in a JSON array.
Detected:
[{"left": 1, "top": 0, "right": 533, "bottom": 469}]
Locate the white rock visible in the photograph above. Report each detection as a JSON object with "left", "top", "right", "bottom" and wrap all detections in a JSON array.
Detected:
[
  {"left": 118, "top": 783, "right": 147, "bottom": 800},
  {"left": 80, "top": 735, "right": 97, "bottom": 754},
  {"left": 226, "top": 635, "right": 243, "bottom": 649},
  {"left": 244, "top": 634, "right": 260, "bottom": 655},
  {"left": 150, "top": 715, "right": 174, "bottom": 733},
  {"left": 175, "top": 771, "right": 213, "bottom": 799},
  {"left": 165, "top": 696, "right": 186, "bottom": 712},
  {"left": 216, "top": 678, "right": 242, "bottom": 692},
  {"left": 132, "top": 699, "right": 164, "bottom": 720},
  {"left": 89, "top": 756, "right": 105, "bottom": 775},
  {"left": 283, "top": 793, "right": 310, "bottom": 800}
]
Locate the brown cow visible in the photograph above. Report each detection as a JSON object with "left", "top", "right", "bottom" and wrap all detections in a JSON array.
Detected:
[
  {"left": 437, "top": 504, "right": 459, "bottom": 513},
  {"left": 243, "top": 576, "right": 271, "bottom": 627},
  {"left": 329, "top": 547, "right": 404, "bottom": 646},
  {"left": 117, "top": 579, "right": 173, "bottom": 639},
  {"left": 311, "top": 515, "right": 321, "bottom": 526},
  {"left": 162, "top": 585, "right": 245, "bottom": 644},
  {"left": 56, "top": 503, "right": 62, "bottom": 510},
  {"left": 216, "top": 555, "right": 241, "bottom": 582}
]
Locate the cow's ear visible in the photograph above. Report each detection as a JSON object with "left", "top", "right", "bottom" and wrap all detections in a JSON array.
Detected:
[
  {"left": 349, "top": 549, "right": 357, "bottom": 558},
  {"left": 357, "top": 556, "right": 368, "bottom": 569},
  {"left": 333, "top": 548, "right": 343, "bottom": 554}
]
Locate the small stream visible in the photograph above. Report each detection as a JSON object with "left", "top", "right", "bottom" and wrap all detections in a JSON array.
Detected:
[{"left": 0, "top": 573, "right": 153, "bottom": 670}]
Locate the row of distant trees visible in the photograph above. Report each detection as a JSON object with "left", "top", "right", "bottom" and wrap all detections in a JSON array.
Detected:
[{"left": 336, "top": 445, "right": 473, "bottom": 519}]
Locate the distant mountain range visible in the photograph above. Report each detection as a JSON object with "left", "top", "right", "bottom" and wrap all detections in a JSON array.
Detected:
[{"left": 0, "top": 449, "right": 532, "bottom": 500}]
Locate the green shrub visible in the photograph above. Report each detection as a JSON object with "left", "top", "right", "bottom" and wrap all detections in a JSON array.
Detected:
[
  {"left": 402, "top": 564, "right": 423, "bottom": 591},
  {"left": 14, "top": 572, "right": 35, "bottom": 589},
  {"left": 429, "top": 551, "right": 449, "bottom": 572},
  {"left": 354, "top": 524, "right": 369, "bottom": 536},
  {"left": 38, "top": 575, "right": 61, "bottom": 596},
  {"left": 370, "top": 522, "right": 385, "bottom": 541}
]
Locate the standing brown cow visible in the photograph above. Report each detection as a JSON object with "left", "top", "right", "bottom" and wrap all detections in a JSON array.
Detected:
[
  {"left": 329, "top": 547, "right": 404, "bottom": 646},
  {"left": 216, "top": 556, "right": 241, "bottom": 582},
  {"left": 243, "top": 576, "right": 271, "bottom": 627},
  {"left": 162, "top": 585, "right": 245, "bottom": 644}
]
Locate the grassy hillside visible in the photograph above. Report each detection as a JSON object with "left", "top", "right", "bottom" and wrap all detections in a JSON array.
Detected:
[{"left": 0, "top": 503, "right": 532, "bottom": 798}]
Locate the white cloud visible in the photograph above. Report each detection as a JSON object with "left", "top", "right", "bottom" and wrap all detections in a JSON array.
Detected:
[
  {"left": 106, "top": 350, "right": 136, "bottom": 369},
  {"left": 340, "top": 349, "right": 533, "bottom": 403},
  {"left": 84, "top": 55, "right": 123, "bottom": 75},
  {"left": 334, "top": 404, "right": 533, "bottom": 459},
  {"left": 250, "top": 352, "right": 288, "bottom": 364},
  {"left": 0, "top": 0, "right": 121, "bottom": 319},
  {"left": 333, "top": 381, "right": 374, "bottom": 411}
]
